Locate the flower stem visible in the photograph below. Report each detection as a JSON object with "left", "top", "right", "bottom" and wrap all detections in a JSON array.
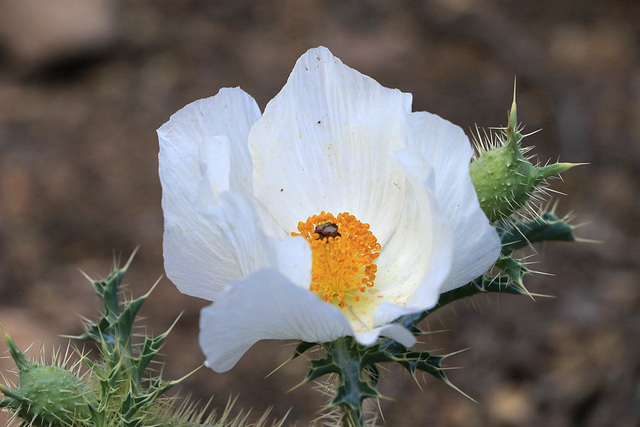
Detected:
[{"left": 324, "top": 336, "right": 371, "bottom": 427}]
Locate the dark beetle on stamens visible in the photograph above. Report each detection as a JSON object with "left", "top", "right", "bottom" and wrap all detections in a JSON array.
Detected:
[{"left": 315, "top": 222, "right": 341, "bottom": 239}]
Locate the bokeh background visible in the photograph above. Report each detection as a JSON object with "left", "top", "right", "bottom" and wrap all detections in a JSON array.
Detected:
[{"left": 0, "top": 1, "right": 638, "bottom": 426}]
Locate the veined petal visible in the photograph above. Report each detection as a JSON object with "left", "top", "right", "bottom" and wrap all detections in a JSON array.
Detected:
[
  {"left": 199, "top": 268, "right": 352, "bottom": 373},
  {"left": 199, "top": 192, "right": 276, "bottom": 279},
  {"left": 249, "top": 47, "right": 410, "bottom": 244},
  {"left": 406, "top": 112, "right": 501, "bottom": 292},
  {"left": 370, "top": 150, "right": 454, "bottom": 326},
  {"left": 158, "top": 88, "right": 261, "bottom": 300}
]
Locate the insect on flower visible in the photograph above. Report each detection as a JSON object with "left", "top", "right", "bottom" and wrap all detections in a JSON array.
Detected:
[{"left": 315, "top": 222, "right": 341, "bottom": 239}]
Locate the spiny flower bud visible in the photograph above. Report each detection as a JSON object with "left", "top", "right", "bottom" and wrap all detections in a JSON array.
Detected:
[
  {"left": 469, "top": 95, "right": 580, "bottom": 223},
  {"left": 0, "top": 332, "right": 95, "bottom": 427}
]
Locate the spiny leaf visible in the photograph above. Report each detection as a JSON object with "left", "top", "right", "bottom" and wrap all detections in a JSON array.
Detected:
[
  {"left": 499, "top": 211, "right": 576, "bottom": 256},
  {"left": 75, "top": 251, "right": 142, "bottom": 352},
  {"left": 495, "top": 255, "right": 529, "bottom": 286},
  {"left": 291, "top": 341, "right": 318, "bottom": 360}
]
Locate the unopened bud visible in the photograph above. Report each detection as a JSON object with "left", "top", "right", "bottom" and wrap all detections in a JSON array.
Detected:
[{"left": 470, "top": 96, "right": 580, "bottom": 222}]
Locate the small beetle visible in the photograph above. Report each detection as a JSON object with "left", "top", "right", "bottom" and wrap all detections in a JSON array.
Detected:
[{"left": 315, "top": 222, "right": 341, "bottom": 239}]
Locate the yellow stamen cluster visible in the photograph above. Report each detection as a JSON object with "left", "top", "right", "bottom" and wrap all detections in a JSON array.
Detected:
[{"left": 293, "top": 212, "right": 380, "bottom": 308}]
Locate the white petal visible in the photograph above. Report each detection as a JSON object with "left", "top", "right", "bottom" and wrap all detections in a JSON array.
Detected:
[
  {"left": 354, "top": 323, "right": 416, "bottom": 348},
  {"left": 199, "top": 192, "right": 276, "bottom": 278},
  {"left": 249, "top": 47, "right": 410, "bottom": 243},
  {"left": 274, "top": 236, "right": 312, "bottom": 289},
  {"left": 406, "top": 112, "right": 501, "bottom": 292},
  {"left": 158, "top": 88, "right": 261, "bottom": 300},
  {"left": 370, "top": 150, "right": 453, "bottom": 325},
  {"left": 199, "top": 268, "right": 352, "bottom": 373}
]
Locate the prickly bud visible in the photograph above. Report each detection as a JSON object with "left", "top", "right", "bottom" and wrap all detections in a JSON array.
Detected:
[
  {"left": 469, "top": 96, "right": 579, "bottom": 222},
  {"left": 0, "top": 333, "right": 95, "bottom": 426}
]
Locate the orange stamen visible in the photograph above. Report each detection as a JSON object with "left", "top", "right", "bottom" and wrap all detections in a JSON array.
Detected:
[{"left": 292, "top": 212, "right": 380, "bottom": 308}]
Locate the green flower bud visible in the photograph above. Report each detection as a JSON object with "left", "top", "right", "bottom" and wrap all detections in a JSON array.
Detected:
[
  {"left": 0, "top": 332, "right": 95, "bottom": 426},
  {"left": 470, "top": 96, "right": 580, "bottom": 223}
]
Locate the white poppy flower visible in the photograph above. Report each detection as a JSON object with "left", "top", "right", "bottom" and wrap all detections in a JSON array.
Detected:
[{"left": 158, "top": 47, "right": 501, "bottom": 373}]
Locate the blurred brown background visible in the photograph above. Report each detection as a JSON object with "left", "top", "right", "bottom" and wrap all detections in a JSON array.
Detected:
[{"left": 0, "top": 1, "right": 637, "bottom": 426}]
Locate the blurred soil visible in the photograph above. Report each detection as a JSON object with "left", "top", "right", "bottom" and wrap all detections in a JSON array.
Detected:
[{"left": 0, "top": 1, "right": 639, "bottom": 426}]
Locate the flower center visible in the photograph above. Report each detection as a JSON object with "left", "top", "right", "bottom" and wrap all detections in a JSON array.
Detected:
[{"left": 292, "top": 212, "right": 380, "bottom": 308}]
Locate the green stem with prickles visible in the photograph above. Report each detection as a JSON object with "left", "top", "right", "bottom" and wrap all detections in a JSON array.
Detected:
[
  {"left": 301, "top": 336, "right": 379, "bottom": 426},
  {"left": 330, "top": 337, "right": 366, "bottom": 427}
]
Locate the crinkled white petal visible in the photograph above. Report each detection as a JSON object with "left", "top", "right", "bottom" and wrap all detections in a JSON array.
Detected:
[
  {"left": 199, "top": 192, "right": 277, "bottom": 279},
  {"left": 370, "top": 150, "right": 454, "bottom": 326},
  {"left": 199, "top": 268, "right": 352, "bottom": 373},
  {"left": 249, "top": 47, "right": 410, "bottom": 245},
  {"left": 406, "top": 112, "right": 501, "bottom": 292},
  {"left": 158, "top": 88, "right": 261, "bottom": 300}
]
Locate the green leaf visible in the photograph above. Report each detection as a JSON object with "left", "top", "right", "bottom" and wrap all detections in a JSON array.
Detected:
[{"left": 499, "top": 212, "right": 576, "bottom": 256}]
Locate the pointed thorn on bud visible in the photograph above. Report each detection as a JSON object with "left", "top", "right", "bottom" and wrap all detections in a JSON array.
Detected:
[
  {"left": 3, "top": 332, "right": 31, "bottom": 371},
  {"left": 508, "top": 77, "right": 518, "bottom": 133},
  {"left": 535, "top": 162, "right": 586, "bottom": 182}
]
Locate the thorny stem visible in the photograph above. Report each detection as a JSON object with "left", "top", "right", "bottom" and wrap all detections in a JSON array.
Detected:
[{"left": 329, "top": 337, "right": 366, "bottom": 427}]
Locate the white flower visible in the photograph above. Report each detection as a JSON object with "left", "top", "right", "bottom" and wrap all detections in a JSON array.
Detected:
[{"left": 158, "top": 47, "right": 501, "bottom": 373}]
